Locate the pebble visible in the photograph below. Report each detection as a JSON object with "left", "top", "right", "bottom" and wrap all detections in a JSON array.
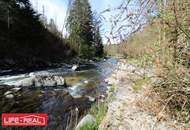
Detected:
[
  {"left": 86, "top": 96, "right": 96, "bottom": 102},
  {"left": 84, "top": 80, "right": 89, "bottom": 84}
]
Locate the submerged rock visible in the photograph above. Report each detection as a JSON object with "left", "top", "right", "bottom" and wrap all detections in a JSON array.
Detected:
[
  {"left": 4, "top": 91, "right": 12, "bottom": 96},
  {"left": 68, "top": 84, "right": 83, "bottom": 98},
  {"left": 4, "top": 88, "right": 21, "bottom": 99},
  {"left": 11, "top": 87, "right": 22, "bottom": 92},
  {"left": 75, "top": 114, "right": 96, "bottom": 130},
  {"left": 5, "top": 94, "right": 14, "bottom": 99}
]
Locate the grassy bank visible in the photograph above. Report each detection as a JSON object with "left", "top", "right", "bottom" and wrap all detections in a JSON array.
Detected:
[
  {"left": 79, "top": 84, "right": 117, "bottom": 130},
  {"left": 79, "top": 102, "right": 108, "bottom": 130}
]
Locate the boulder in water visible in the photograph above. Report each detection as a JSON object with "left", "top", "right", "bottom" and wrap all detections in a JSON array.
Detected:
[
  {"left": 72, "top": 65, "right": 79, "bottom": 71},
  {"left": 29, "top": 72, "right": 35, "bottom": 77},
  {"left": 54, "top": 76, "right": 66, "bottom": 86},
  {"left": 89, "top": 60, "right": 94, "bottom": 63},
  {"left": 11, "top": 75, "right": 66, "bottom": 87},
  {"left": 75, "top": 114, "right": 96, "bottom": 130}
]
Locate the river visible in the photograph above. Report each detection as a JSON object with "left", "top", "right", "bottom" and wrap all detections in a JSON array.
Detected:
[{"left": 0, "top": 58, "right": 118, "bottom": 130}]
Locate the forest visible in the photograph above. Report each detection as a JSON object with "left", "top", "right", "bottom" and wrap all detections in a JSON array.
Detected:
[{"left": 0, "top": 0, "right": 104, "bottom": 70}]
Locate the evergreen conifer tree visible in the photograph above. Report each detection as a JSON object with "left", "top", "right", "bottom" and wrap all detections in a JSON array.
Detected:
[
  {"left": 93, "top": 15, "right": 104, "bottom": 57},
  {"left": 66, "top": 0, "right": 95, "bottom": 58}
]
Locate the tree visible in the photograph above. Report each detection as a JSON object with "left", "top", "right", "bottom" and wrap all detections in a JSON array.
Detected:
[
  {"left": 47, "top": 19, "right": 62, "bottom": 37},
  {"left": 66, "top": 0, "right": 95, "bottom": 58},
  {"left": 93, "top": 16, "right": 104, "bottom": 57},
  {"left": 0, "top": 0, "right": 74, "bottom": 69}
]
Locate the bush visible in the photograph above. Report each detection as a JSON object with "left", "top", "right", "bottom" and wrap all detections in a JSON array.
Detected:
[{"left": 153, "top": 65, "right": 190, "bottom": 122}]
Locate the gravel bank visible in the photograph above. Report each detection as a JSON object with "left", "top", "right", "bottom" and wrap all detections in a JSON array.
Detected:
[{"left": 99, "top": 59, "right": 189, "bottom": 130}]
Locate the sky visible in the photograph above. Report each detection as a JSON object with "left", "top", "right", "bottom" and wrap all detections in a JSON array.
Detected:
[{"left": 30, "top": 0, "right": 123, "bottom": 43}]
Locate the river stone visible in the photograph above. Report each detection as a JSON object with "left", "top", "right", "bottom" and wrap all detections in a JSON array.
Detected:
[
  {"left": 4, "top": 91, "right": 12, "bottom": 96},
  {"left": 29, "top": 72, "right": 35, "bottom": 77},
  {"left": 12, "top": 75, "right": 66, "bottom": 87},
  {"left": 75, "top": 114, "right": 96, "bottom": 130},
  {"left": 86, "top": 96, "right": 96, "bottom": 102},
  {"left": 5, "top": 94, "right": 14, "bottom": 99},
  {"left": 11, "top": 87, "right": 21, "bottom": 92},
  {"left": 84, "top": 80, "right": 89, "bottom": 84},
  {"left": 72, "top": 65, "right": 79, "bottom": 71},
  {"left": 105, "top": 77, "right": 116, "bottom": 85},
  {"left": 89, "top": 60, "right": 93, "bottom": 62}
]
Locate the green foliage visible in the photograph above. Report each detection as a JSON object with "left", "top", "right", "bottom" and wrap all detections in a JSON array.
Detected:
[
  {"left": 93, "top": 15, "right": 104, "bottom": 57},
  {"left": 79, "top": 124, "right": 97, "bottom": 130},
  {"left": 0, "top": 0, "right": 74, "bottom": 69},
  {"left": 89, "top": 102, "right": 107, "bottom": 125},
  {"left": 66, "top": 0, "right": 104, "bottom": 58},
  {"left": 79, "top": 102, "right": 107, "bottom": 130}
]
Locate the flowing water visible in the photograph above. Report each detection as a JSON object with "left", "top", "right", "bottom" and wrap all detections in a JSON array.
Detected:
[{"left": 0, "top": 58, "right": 118, "bottom": 130}]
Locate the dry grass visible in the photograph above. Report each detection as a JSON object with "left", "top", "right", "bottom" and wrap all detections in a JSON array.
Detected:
[
  {"left": 120, "top": 20, "right": 160, "bottom": 61},
  {"left": 135, "top": 88, "right": 167, "bottom": 120},
  {"left": 119, "top": 16, "right": 190, "bottom": 125},
  {"left": 153, "top": 65, "right": 190, "bottom": 123},
  {"left": 134, "top": 86, "right": 190, "bottom": 130}
]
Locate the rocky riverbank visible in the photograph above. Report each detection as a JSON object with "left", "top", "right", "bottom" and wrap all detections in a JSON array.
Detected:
[{"left": 100, "top": 59, "right": 189, "bottom": 130}]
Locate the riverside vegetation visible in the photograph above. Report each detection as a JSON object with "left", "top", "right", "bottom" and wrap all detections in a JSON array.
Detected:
[
  {"left": 119, "top": 0, "right": 190, "bottom": 124},
  {"left": 97, "top": 0, "right": 190, "bottom": 130}
]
